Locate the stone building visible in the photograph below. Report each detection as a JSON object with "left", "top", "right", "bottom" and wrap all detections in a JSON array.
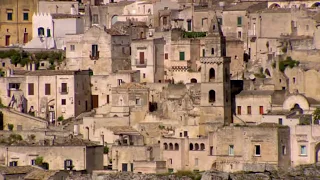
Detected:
[
  {"left": 65, "top": 25, "right": 131, "bottom": 75},
  {"left": 131, "top": 38, "right": 165, "bottom": 83},
  {"left": 0, "top": 139, "right": 103, "bottom": 173},
  {"left": 0, "top": 0, "right": 38, "bottom": 47},
  {"left": 199, "top": 16, "right": 232, "bottom": 134},
  {"left": 0, "top": 70, "right": 92, "bottom": 121},
  {"left": 160, "top": 124, "right": 291, "bottom": 172}
]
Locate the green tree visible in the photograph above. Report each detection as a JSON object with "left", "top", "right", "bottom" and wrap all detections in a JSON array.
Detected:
[{"left": 313, "top": 108, "right": 320, "bottom": 124}]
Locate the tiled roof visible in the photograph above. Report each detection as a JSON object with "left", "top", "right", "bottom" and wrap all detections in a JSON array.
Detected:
[
  {"left": 51, "top": 13, "right": 82, "bottom": 19},
  {"left": 0, "top": 166, "right": 37, "bottom": 175},
  {"left": 24, "top": 169, "right": 59, "bottom": 180},
  {"left": 117, "top": 83, "right": 148, "bottom": 89}
]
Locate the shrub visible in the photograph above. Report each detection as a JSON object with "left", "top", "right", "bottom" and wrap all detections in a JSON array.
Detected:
[
  {"left": 57, "top": 116, "right": 64, "bottom": 121},
  {"left": 104, "top": 146, "right": 109, "bottom": 154},
  {"left": 8, "top": 124, "right": 14, "bottom": 131},
  {"left": 279, "top": 56, "right": 300, "bottom": 72}
]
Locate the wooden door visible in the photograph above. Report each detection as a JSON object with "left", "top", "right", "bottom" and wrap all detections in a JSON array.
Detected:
[
  {"left": 5, "top": 35, "right": 10, "bottom": 46},
  {"left": 91, "top": 95, "right": 99, "bottom": 108},
  {"left": 139, "top": 52, "right": 144, "bottom": 64}
]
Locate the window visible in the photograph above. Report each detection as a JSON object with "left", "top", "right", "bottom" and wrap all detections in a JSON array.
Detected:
[
  {"left": 9, "top": 161, "right": 17, "bottom": 166},
  {"left": 107, "top": 95, "right": 110, "bottom": 104},
  {"left": 7, "top": 12, "right": 13, "bottom": 21},
  {"left": 139, "top": 52, "right": 145, "bottom": 64},
  {"left": 293, "top": 77, "right": 296, "bottom": 84},
  {"left": 278, "top": 118, "right": 283, "bottom": 125},
  {"left": 23, "top": 33, "right": 28, "bottom": 43},
  {"left": 143, "top": 73, "right": 146, "bottom": 78},
  {"left": 209, "top": 68, "right": 215, "bottom": 79},
  {"left": 187, "top": 20, "right": 192, "bottom": 31},
  {"left": 247, "top": 106, "right": 251, "bottom": 115},
  {"left": 202, "top": 49, "right": 205, "bottom": 57},
  {"left": 300, "top": 145, "right": 307, "bottom": 155},
  {"left": 259, "top": 106, "right": 264, "bottom": 115},
  {"left": 61, "top": 83, "right": 68, "bottom": 94},
  {"left": 164, "top": 143, "right": 168, "bottom": 150},
  {"left": 5, "top": 35, "right": 10, "bottom": 46},
  {"left": 200, "top": 143, "right": 205, "bottom": 150},
  {"left": 23, "top": 12, "right": 29, "bottom": 21},
  {"left": 169, "top": 158, "right": 173, "bottom": 164},
  {"left": 210, "top": 146, "right": 213, "bottom": 155},
  {"left": 38, "top": 27, "right": 44, "bottom": 36},
  {"left": 229, "top": 145, "right": 234, "bottom": 155},
  {"left": 64, "top": 159, "right": 73, "bottom": 170},
  {"left": 91, "top": 44, "right": 98, "bottom": 58},
  {"left": 211, "top": 48, "right": 214, "bottom": 55},
  {"left": 61, "top": 99, "right": 66, "bottom": 105},
  {"left": 28, "top": 83, "right": 34, "bottom": 95},
  {"left": 282, "top": 146, "right": 286, "bottom": 155},
  {"left": 195, "top": 158, "right": 199, "bottom": 166},
  {"left": 179, "top": 52, "right": 185, "bottom": 61},
  {"left": 190, "top": 143, "right": 194, "bottom": 150},
  {"left": 238, "top": 31, "right": 242, "bottom": 38},
  {"left": 2, "top": 63, "right": 5, "bottom": 67},
  {"left": 237, "top": 106, "right": 241, "bottom": 115},
  {"left": 209, "top": 90, "right": 216, "bottom": 103},
  {"left": 163, "top": 16, "right": 167, "bottom": 25},
  {"left": 237, "top": 16, "right": 242, "bottom": 26},
  {"left": 47, "top": 29, "right": 51, "bottom": 37},
  {"left": 135, "top": 98, "right": 141, "bottom": 105},
  {"left": 165, "top": 53, "right": 168, "bottom": 59},
  {"left": 184, "top": 131, "right": 188, "bottom": 137},
  {"left": 218, "top": 17, "right": 223, "bottom": 25},
  {"left": 31, "top": 159, "right": 36, "bottom": 165},
  {"left": 174, "top": 143, "right": 179, "bottom": 150},
  {"left": 70, "top": 45, "right": 75, "bottom": 51},
  {"left": 92, "top": 14, "right": 99, "bottom": 24},
  {"left": 255, "top": 145, "right": 261, "bottom": 156},
  {"left": 45, "top": 84, "right": 51, "bottom": 95},
  {"left": 118, "top": 79, "right": 122, "bottom": 86}
]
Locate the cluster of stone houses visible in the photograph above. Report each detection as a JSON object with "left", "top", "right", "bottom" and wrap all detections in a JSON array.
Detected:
[{"left": 0, "top": 0, "right": 320, "bottom": 177}]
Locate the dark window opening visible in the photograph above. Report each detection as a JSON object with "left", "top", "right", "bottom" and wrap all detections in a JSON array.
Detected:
[{"left": 209, "top": 90, "right": 216, "bottom": 103}]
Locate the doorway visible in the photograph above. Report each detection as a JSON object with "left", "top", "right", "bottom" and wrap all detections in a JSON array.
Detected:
[{"left": 91, "top": 95, "right": 99, "bottom": 108}]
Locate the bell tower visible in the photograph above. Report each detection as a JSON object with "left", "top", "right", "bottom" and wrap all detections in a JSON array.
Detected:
[{"left": 199, "top": 15, "right": 231, "bottom": 134}]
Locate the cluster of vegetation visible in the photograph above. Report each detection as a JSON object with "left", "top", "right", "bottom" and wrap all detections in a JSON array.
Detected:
[
  {"left": 0, "top": 49, "right": 64, "bottom": 69},
  {"left": 182, "top": 32, "right": 207, "bottom": 38},
  {"left": 104, "top": 146, "right": 109, "bottom": 154},
  {"left": 254, "top": 67, "right": 266, "bottom": 78},
  {"left": 313, "top": 108, "right": 320, "bottom": 124},
  {"left": 157, "top": 170, "right": 202, "bottom": 180},
  {"left": 57, "top": 116, "right": 64, "bottom": 121},
  {"left": 279, "top": 56, "right": 300, "bottom": 72},
  {"left": 7, "top": 124, "right": 14, "bottom": 131},
  {"left": 158, "top": 125, "right": 165, "bottom": 130},
  {"left": 0, "top": 134, "right": 23, "bottom": 145},
  {"left": 35, "top": 156, "right": 49, "bottom": 169}
]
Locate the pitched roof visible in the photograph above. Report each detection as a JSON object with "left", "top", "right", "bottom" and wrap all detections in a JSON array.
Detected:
[
  {"left": 117, "top": 83, "right": 148, "bottom": 89},
  {"left": 0, "top": 166, "right": 38, "bottom": 175},
  {"left": 24, "top": 169, "right": 60, "bottom": 180}
]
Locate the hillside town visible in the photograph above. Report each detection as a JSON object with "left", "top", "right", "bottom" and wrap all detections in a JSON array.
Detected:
[{"left": 1, "top": 0, "right": 320, "bottom": 179}]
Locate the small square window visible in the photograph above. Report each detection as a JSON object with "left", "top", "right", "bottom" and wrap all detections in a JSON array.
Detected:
[
  {"left": 278, "top": 118, "right": 283, "bottom": 125},
  {"left": 61, "top": 99, "right": 66, "bottom": 105},
  {"left": 70, "top": 45, "right": 75, "bottom": 51},
  {"left": 229, "top": 145, "right": 234, "bottom": 156},
  {"left": 247, "top": 106, "right": 251, "bottom": 115},
  {"left": 255, "top": 145, "right": 261, "bottom": 156},
  {"left": 282, "top": 146, "right": 286, "bottom": 155},
  {"left": 143, "top": 73, "right": 146, "bottom": 78},
  {"left": 165, "top": 53, "right": 168, "bottom": 59},
  {"left": 23, "top": 13, "right": 29, "bottom": 21},
  {"left": 300, "top": 145, "right": 307, "bottom": 155},
  {"left": 7, "top": 12, "right": 13, "bottom": 21},
  {"left": 135, "top": 98, "right": 141, "bottom": 105}
]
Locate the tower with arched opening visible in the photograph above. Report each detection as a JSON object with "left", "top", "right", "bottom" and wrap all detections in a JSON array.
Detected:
[{"left": 199, "top": 13, "right": 232, "bottom": 134}]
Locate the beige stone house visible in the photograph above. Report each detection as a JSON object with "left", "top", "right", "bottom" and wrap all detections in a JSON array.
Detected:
[
  {"left": 161, "top": 124, "right": 290, "bottom": 172},
  {"left": 0, "top": 139, "right": 103, "bottom": 173},
  {"left": 65, "top": 25, "right": 131, "bottom": 75},
  {"left": 0, "top": 70, "right": 92, "bottom": 122},
  {"left": 131, "top": 38, "right": 165, "bottom": 83}
]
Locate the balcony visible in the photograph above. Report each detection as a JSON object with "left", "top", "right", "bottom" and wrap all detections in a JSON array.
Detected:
[
  {"left": 170, "top": 60, "right": 191, "bottom": 71},
  {"left": 59, "top": 87, "right": 69, "bottom": 95},
  {"left": 90, "top": 51, "right": 100, "bottom": 60},
  {"left": 135, "top": 59, "right": 147, "bottom": 68}
]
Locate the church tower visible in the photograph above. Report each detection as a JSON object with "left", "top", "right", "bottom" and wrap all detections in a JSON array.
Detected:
[{"left": 199, "top": 14, "right": 232, "bottom": 134}]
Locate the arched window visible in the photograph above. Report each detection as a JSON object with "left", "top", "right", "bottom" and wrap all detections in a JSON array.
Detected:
[
  {"left": 38, "top": 27, "right": 44, "bottom": 36},
  {"left": 190, "top": 78, "right": 197, "bottom": 83},
  {"left": 189, "top": 143, "right": 194, "bottom": 150},
  {"left": 174, "top": 143, "right": 179, "bottom": 150},
  {"left": 164, "top": 143, "right": 168, "bottom": 150},
  {"left": 209, "top": 90, "right": 216, "bottom": 103},
  {"left": 195, "top": 143, "right": 199, "bottom": 150},
  {"left": 209, "top": 68, "right": 215, "bottom": 80},
  {"left": 169, "top": 143, "right": 173, "bottom": 150},
  {"left": 211, "top": 48, "right": 214, "bottom": 55},
  {"left": 200, "top": 143, "right": 205, "bottom": 150},
  {"left": 269, "top": 3, "right": 280, "bottom": 8}
]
